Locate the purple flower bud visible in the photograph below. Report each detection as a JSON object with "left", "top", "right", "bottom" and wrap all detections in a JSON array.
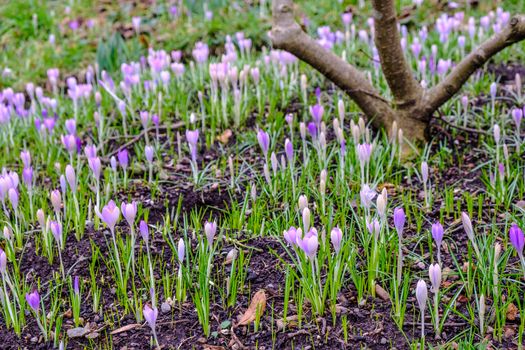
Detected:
[
  {"left": 296, "top": 228, "right": 318, "bottom": 259},
  {"left": 341, "top": 12, "right": 352, "bottom": 26},
  {"left": 421, "top": 161, "right": 429, "bottom": 183},
  {"left": 416, "top": 280, "right": 428, "bottom": 312},
  {"left": 20, "top": 151, "right": 31, "bottom": 168},
  {"left": 121, "top": 201, "right": 137, "bottom": 228},
  {"left": 65, "top": 165, "right": 76, "bottom": 193},
  {"left": 61, "top": 134, "right": 77, "bottom": 153},
  {"left": 84, "top": 145, "right": 97, "bottom": 159},
  {"left": 186, "top": 129, "right": 199, "bottom": 162},
  {"left": 95, "top": 200, "right": 120, "bottom": 232},
  {"left": 284, "top": 138, "right": 293, "bottom": 163},
  {"left": 145, "top": 145, "right": 154, "bottom": 163},
  {"left": 0, "top": 248, "right": 6, "bottom": 274},
  {"left": 8, "top": 188, "right": 18, "bottom": 210},
  {"left": 88, "top": 157, "right": 102, "bottom": 180},
  {"left": 283, "top": 226, "right": 299, "bottom": 246},
  {"left": 65, "top": 119, "right": 76, "bottom": 135},
  {"left": 309, "top": 104, "right": 324, "bottom": 125},
  {"left": 110, "top": 156, "right": 117, "bottom": 171},
  {"left": 429, "top": 264, "right": 441, "bottom": 293},
  {"left": 177, "top": 238, "right": 185, "bottom": 263},
  {"left": 117, "top": 149, "right": 129, "bottom": 169},
  {"left": 152, "top": 114, "right": 160, "bottom": 127},
  {"left": 143, "top": 304, "right": 158, "bottom": 331},
  {"left": 357, "top": 143, "right": 372, "bottom": 164},
  {"left": 25, "top": 290, "right": 40, "bottom": 312},
  {"left": 139, "top": 220, "right": 149, "bottom": 241},
  {"left": 512, "top": 107, "right": 523, "bottom": 128},
  {"left": 204, "top": 221, "right": 217, "bottom": 246},
  {"left": 393, "top": 207, "right": 406, "bottom": 237},
  {"left": 257, "top": 130, "right": 270, "bottom": 157},
  {"left": 73, "top": 276, "right": 80, "bottom": 295},
  {"left": 490, "top": 82, "right": 497, "bottom": 99},
  {"left": 140, "top": 111, "right": 150, "bottom": 129},
  {"left": 330, "top": 227, "right": 343, "bottom": 252},
  {"left": 50, "top": 220, "right": 62, "bottom": 245},
  {"left": 307, "top": 122, "right": 317, "bottom": 139},
  {"left": 431, "top": 222, "right": 444, "bottom": 248},
  {"left": 51, "top": 189, "right": 62, "bottom": 213},
  {"left": 22, "top": 167, "right": 33, "bottom": 187},
  {"left": 509, "top": 223, "right": 524, "bottom": 256}
]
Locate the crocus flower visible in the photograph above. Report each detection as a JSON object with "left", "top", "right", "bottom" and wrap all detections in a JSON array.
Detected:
[
  {"left": 95, "top": 200, "right": 120, "bottom": 232},
  {"left": 140, "top": 220, "right": 149, "bottom": 242},
  {"left": 302, "top": 207, "right": 311, "bottom": 234},
  {"left": 8, "top": 188, "right": 18, "bottom": 210},
  {"left": 49, "top": 220, "right": 62, "bottom": 245},
  {"left": 88, "top": 157, "right": 102, "bottom": 179},
  {"left": 186, "top": 129, "right": 199, "bottom": 162},
  {"left": 73, "top": 276, "right": 80, "bottom": 295},
  {"left": 20, "top": 151, "right": 31, "bottom": 168},
  {"left": 330, "top": 227, "right": 343, "bottom": 253},
  {"left": 416, "top": 279, "right": 428, "bottom": 338},
  {"left": 431, "top": 222, "right": 444, "bottom": 248},
  {"left": 429, "top": 263, "right": 441, "bottom": 293},
  {"left": 283, "top": 226, "right": 299, "bottom": 246},
  {"left": 117, "top": 149, "right": 129, "bottom": 170},
  {"left": 177, "top": 238, "right": 185, "bottom": 263},
  {"left": 204, "top": 220, "right": 217, "bottom": 246},
  {"left": 509, "top": 223, "right": 524, "bottom": 257},
  {"left": 298, "top": 195, "right": 308, "bottom": 212},
  {"left": 257, "top": 130, "right": 270, "bottom": 158},
  {"left": 357, "top": 143, "right": 372, "bottom": 165},
  {"left": 22, "top": 167, "right": 33, "bottom": 187},
  {"left": 393, "top": 207, "right": 406, "bottom": 237},
  {"left": 26, "top": 290, "right": 40, "bottom": 312},
  {"left": 143, "top": 304, "right": 158, "bottom": 334},
  {"left": 421, "top": 161, "right": 429, "bottom": 183},
  {"left": 360, "top": 184, "right": 376, "bottom": 209},
  {"left": 366, "top": 218, "right": 381, "bottom": 240},
  {"left": 51, "top": 190, "right": 62, "bottom": 213},
  {"left": 309, "top": 104, "right": 324, "bottom": 125},
  {"left": 121, "top": 201, "right": 137, "bottom": 228},
  {"left": 65, "top": 165, "right": 76, "bottom": 193},
  {"left": 461, "top": 212, "right": 474, "bottom": 242},
  {"left": 0, "top": 248, "right": 6, "bottom": 274},
  {"left": 296, "top": 228, "right": 318, "bottom": 259},
  {"left": 493, "top": 124, "right": 500, "bottom": 144},
  {"left": 284, "top": 138, "right": 293, "bottom": 163},
  {"left": 145, "top": 145, "right": 154, "bottom": 163}
]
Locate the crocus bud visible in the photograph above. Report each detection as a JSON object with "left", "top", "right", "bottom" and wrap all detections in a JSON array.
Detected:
[
  {"left": 177, "top": 238, "right": 185, "bottom": 263},
  {"left": 461, "top": 212, "right": 474, "bottom": 242},
  {"left": 493, "top": 124, "right": 500, "bottom": 144},
  {"left": 431, "top": 222, "right": 444, "bottom": 248},
  {"left": 376, "top": 194, "right": 386, "bottom": 218},
  {"left": 8, "top": 188, "right": 18, "bottom": 210},
  {"left": 117, "top": 149, "right": 129, "bottom": 169},
  {"left": 65, "top": 165, "right": 76, "bottom": 193},
  {"left": 302, "top": 207, "right": 310, "bottom": 234},
  {"left": 143, "top": 304, "right": 158, "bottom": 331},
  {"left": 121, "top": 201, "right": 137, "bottom": 228},
  {"left": 366, "top": 218, "right": 381, "bottom": 240},
  {"left": 509, "top": 223, "right": 524, "bottom": 257},
  {"left": 283, "top": 227, "right": 299, "bottom": 246},
  {"left": 205, "top": 221, "right": 217, "bottom": 246},
  {"left": 360, "top": 184, "right": 376, "bottom": 209},
  {"left": 73, "top": 276, "right": 79, "bottom": 295},
  {"left": 416, "top": 279, "right": 428, "bottom": 312},
  {"left": 26, "top": 290, "right": 40, "bottom": 312},
  {"left": 88, "top": 157, "right": 102, "bottom": 179},
  {"left": 429, "top": 263, "right": 441, "bottom": 293},
  {"left": 298, "top": 195, "right": 308, "bottom": 212},
  {"left": 110, "top": 156, "right": 117, "bottom": 171},
  {"left": 297, "top": 228, "right": 318, "bottom": 259},
  {"left": 421, "top": 161, "right": 429, "bottom": 183},
  {"left": 50, "top": 220, "right": 62, "bottom": 245},
  {"left": 3, "top": 226, "right": 11, "bottom": 241},
  {"left": 37, "top": 208, "right": 46, "bottom": 228},
  {"left": 0, "top": 248, "right": 6, "bottom": 274},
  {"left": 257, "top": 130, "right": 270, "bottom": 157},
  {"left": 139, "top": 220, "right": 149, "bottom": 242},
  {"left": 20, "top": 151, "right": 31, "bottom": 168},
  {"left": 393, "top": 207, "right": 406, "bottom": 237},
  {"left": 145, "top": 145, "right": 154, "bottom": 163},
  {"left": 51, "top": 190, "right": 62, "bottom": 213},
  {"left": 300, "top": 123, "right": 306, "bottom": 140},
  {"left": 284, "top": 139, "right": 293, "bottom": 163},
  {"left": 330, "top": 227, "right": 343, "bottom": 252}
]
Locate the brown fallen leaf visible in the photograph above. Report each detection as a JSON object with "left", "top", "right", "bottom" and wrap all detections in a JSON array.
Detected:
[
  {"left": 276, "top": 315, "right": 298, "bottom": 331},
  {"left": 203, "top": 345, "right": 226, "bottom": 350},
  {"left": 506, "top": 303, "right": 518, "bottom": 321},
  {"left": 110, "top": 323, "right": 141, "bottom": 335},
  {"left": 217, "top": 129, "right": 232, "bottom": 144},
  {"left": 237, "top": 290, "right": 267, "bottom": 326},
  {"left": 375, "top": 283, "right": 390, "bottom": 301}
]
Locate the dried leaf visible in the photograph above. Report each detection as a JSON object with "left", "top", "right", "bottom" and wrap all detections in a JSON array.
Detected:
[
  {"left": 110, "top": 323, "right": 141, "bottom": 335},
  {"left": 217, "top": 129, "right": 233, "bottom": 144},
  {"left": 375, "top": 284, "right": 390, "bottom": 301},
  {"left": 506, "top": 303, "right": 518, "bottom": 321},
  {"left": 237, "top": 290, "right": 266, "bottom": 326},
  {"left": 203, "top": 345, "right": 226, "bottom": 350}
]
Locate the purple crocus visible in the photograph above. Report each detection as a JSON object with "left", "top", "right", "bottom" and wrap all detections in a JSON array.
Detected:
[
  {"left": 296, "top": 228, "right": 318, "bottom": 259},
  {"left": 139, "top": 220, "right": 149, "bottom": 241},
  {"left": 95, "top": 200, "right": 120, "bottom": 232},
  {"left": 186, "top": 129, "right": 199, "bottom": 163},
  {"left": 393, "top": 207, "right": 406, "bottom": 237},
  {"left": 284, "top": 138, "right": 293, "bottom": 163},
  {"left": 65, "top": 165, "right": 76, "bottom": 193},
  {"left": 26, "top": 290, "right": 40, "bottom": 312},
  {"left": 117, "top": 149, "right": 129, "bottom": 170},
  {"left": 121, "top": 201, "right": 137, "bottom": 228},
  {"left": 204, "top": 220, "right": 217, "bottom": 246},
  {"left": 73, "top": 276, "right": 80, "bottom": 295},
  {"left": 49, "top": 220, "right": 62, "bottom": 245},
  {"left": 20, "top": 151, "right": 31, "bottom": 168},
  {"left": 145, "top": 145, "right": 154, "bottom": 163},
  {"left": 177, "top": 238, "right": 185, "bottom": 263},
  {"left": 309, "top": 104, "right": 324, "bottom": 125},
  {"left": 357, "top": 143, "right": 372, "bottom": 164},
  {"left": 257, "top": 130, "right": 270, "bottom": 158},
  {"left": 88, "top": 157, "right": 102, "bottom": 179},
  {"left": 283, "top": 226, "right": 299, "bottom": 246},
  {"left": 509, "top": 224, "right": 524, "bottom": 257},
  {"left": 432, "top": 222, "right": 444, "bottom": 248},
  {"left": 143, "top": 304, "right": 158, "bottom": 337},
  {"left": 330, "top": 227, "right": 343, "bottom": 253}
]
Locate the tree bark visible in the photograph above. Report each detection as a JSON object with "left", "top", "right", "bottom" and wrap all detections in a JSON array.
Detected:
[{"left": 270, "top": 0, "right": 525, "bottom": 144}]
